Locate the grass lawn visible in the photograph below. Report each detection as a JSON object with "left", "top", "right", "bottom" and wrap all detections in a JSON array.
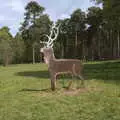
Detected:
[{"left": 0, "top": 60, "right": 120, "bottom": 120}]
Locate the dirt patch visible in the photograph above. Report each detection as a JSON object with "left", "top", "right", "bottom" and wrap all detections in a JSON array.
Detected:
[
  {"left": 30, "top": 87, "right": 103, "bottom": 97},
  {"left": 64, "top": 88, "right": 89, "bottom": 96}
]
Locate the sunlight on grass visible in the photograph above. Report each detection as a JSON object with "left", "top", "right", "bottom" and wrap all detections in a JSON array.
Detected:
[{"left": 0, "top": 61, "right": 120, "bottom": 120}]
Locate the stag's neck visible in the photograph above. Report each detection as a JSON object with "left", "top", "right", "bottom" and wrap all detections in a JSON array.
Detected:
[
  {"left": 48, "top": 52, "right": 56, "bottom": 67},
  {"left": 50, "top": 52, "right": 56, "bottom": 60}
]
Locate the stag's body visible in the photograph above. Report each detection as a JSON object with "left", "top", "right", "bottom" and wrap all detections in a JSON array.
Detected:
[
  {"left": 50, "top": 59, "right": 83, "bottom": 76},
  {"left": 40, "top": 23, "right": 84, "bottom": 90},
  {"left": 41, "top": 47, "right": 84, "bottom": 90}
]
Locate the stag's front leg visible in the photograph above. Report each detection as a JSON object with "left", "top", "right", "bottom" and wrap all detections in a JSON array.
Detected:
[{"left": 50, "top": 73, "right": 56, "bottom": 91}]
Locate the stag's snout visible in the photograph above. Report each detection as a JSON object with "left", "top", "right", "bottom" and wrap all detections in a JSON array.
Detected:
[{"left": 40, "top": 48, "right": 44, "bottom": 53}]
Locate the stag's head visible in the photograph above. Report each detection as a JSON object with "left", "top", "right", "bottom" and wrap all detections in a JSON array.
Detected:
[{"left": 40, "top": 23, "right": 60, "bottom": 64}]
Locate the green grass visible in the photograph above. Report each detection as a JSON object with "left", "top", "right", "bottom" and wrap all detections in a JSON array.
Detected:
[{"left": 0, "top": 61, "right": 120, "bottom": 120}]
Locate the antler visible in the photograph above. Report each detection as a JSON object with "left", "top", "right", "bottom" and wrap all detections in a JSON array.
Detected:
[
  {"left": 47, "top": 24, "right": 60, "bottom": 47},
  {"left": 40, "top": 24, "right": 54, "bottom": 46},
  {"left": 40, "top": 23, "right": 60, "bottom": 48},
  {"left": 43, "top": 23, "right": 60, "bottom": 48},
  {"left": 45, "top": 23, "right": 55, "bottom": 46}
]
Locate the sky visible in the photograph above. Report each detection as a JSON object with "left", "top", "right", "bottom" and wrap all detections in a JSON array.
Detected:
[{"left": 0, "top": 0, "right": 96, "bottom": 36}]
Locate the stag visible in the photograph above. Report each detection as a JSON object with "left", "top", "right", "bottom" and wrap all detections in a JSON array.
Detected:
[{"left": 40, "top": 23, "right": 84, "bottom": 91}]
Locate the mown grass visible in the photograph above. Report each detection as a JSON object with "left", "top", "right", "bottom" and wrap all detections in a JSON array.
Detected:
[{"left": 0, "top": 61, "right": 120, "bottom": 120}]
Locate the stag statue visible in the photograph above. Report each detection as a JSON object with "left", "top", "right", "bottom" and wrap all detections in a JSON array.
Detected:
[{"left": 40, "top": 23, "right": 84, "bottom": 91}]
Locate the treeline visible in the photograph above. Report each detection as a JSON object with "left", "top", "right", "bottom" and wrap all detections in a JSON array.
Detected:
[{"left": 0, "top": 0, "right": 120, "bottom": 65}]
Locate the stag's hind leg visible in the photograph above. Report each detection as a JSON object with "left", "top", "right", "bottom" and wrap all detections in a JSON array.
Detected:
[
  {"left": 67, "top": 80, "right": 73, "bottom": 90},
  {"left": 67, "top": 74, "right": 74, "bottom": 90},
  {"left": 76, "top": 74, "right": 85, "bottom": 89}
]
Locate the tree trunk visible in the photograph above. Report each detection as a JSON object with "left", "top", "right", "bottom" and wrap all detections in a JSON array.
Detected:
[
  {"left": 65, "top": 35, "right": 68, "bottom": 58},
  {"left": 32, "top": 46, "right": 35, "bottom": 64},
  {"left": 4, "top": 56, "right": 8, "bottom": 66},
  {"left": 82, "top": 39, "right": 86, "bottom": 61},
  {"left": 75, "top": 31, "right": 78, "bottom": 58},
  {"left": 92, "top": 48, "right": 94, "bottom": 61},
  {"left": 117, "top": 30, "right": 120, "bottom": 57},
  {"left": 40, "top": 48, "right": 42, "bottom": 62},
  {"left": 91, "top": 37, "right": 95, "bottom": 61},
  {"left": 61, "top": 44, "right": 64, "bottom": 58},
  {"left": 111, "top": 29, "right": 114, "bottom": 58},
  {"left": 98, "top": 30, "right": 101, "bottom": 59},
  {"left": 110, "top": 29, "right": 114, "bottom": 58},
  {"left": 3, "top": 51, "right": 9, "bottom": 66}
]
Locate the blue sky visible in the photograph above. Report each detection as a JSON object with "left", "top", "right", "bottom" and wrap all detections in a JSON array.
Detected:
[{"left": 0, "top": 0, "right": 96, "bottom": 36}]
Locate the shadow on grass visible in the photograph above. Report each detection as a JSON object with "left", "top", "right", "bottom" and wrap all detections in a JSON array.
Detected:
[
  {"left": 16, "top": 61, "right": 120, "bottom": 85},
  {"left": 84, "top": 61, "right": 120, "bottom": 84},
  {"left": 16, "top": 70, "right": 49, "bottom": 78},
  {"left": 17, "top": 61, "right": 120, "bottom": 94},
  {"left": 19, "top": 88, "right": 66, "bottom": 93},
  {"left": 16, "top": 70, "right": 73, "bottom": 80},
  {"left": 20, "top": 88, "right": 51, "bottom": 92}
]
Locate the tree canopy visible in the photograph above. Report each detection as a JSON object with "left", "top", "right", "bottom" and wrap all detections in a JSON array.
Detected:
[{"left": 0, "top": 0, "right": 120, "bottom": 65}]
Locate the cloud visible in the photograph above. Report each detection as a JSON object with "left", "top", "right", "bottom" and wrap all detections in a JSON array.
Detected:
[
  {"left": 43, "top": 0, "right": 94, "bottom": 21},
  {"left": 0, "top": 0, "right": 25, "bottom": 36},
  {"left": 0, "top": 0, "right": 25, "bottom": 13},
  {"left": 9, "top": 22, "right": 21, "bottom": 36},
  {"left": 0, "top": 0, "right": 95, "bottom": 36},
  {"left": 60, "top": 14, "right": 70, "bottom": 19},
  {"left": 42, "top": 0, "right": 74, "bottom": 21},
  {"left": 0, "top": 15, "right": 5, "bottom": 21},
  {"left": 0, "top": 15, "right": 16, "bottom": 21},
  {"left": 11, "top": 0, "right": 24, "bottom": 13}
]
